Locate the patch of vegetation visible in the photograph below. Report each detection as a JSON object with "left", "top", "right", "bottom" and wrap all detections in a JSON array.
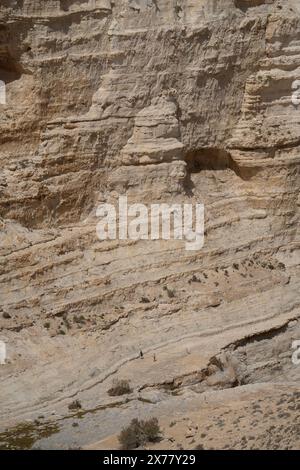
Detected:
[
  {"left": 118, "top": 418, "right": 161, "bottom": 450},
  {"left": 74, "top": 315, "right": 86, "bottom": 325},
  {"left": 68, "top": 400, "right": 82, "bottom": 411},
  {"left": 108, "top": 379, "right": 132, "bottom": 397},
  {"left": 163, "top": 286, "right": 175, "bottom": 298},
  {"left": 0, "top": 422, "right": 59, "bottom": 450},
  {"left": 62, "top": 313, "right": 71, "bottom": 329},
  {"left": 189, "top": 274, "right": 201, "bottom": 284}
]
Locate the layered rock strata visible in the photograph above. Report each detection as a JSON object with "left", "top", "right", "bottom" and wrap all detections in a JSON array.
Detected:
[{"left": 0, "top": 0, "right": 299, "bottom": 450}]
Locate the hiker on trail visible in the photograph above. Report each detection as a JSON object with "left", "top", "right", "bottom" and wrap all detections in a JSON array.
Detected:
[
  {"left": 153, "top": 354, "right": 157, "bottom": 362},
  {"left": 140, "top": 350, "right": 144, "bottom": 359}
]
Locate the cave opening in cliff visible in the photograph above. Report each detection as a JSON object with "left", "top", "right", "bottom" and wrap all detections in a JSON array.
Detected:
[
  {"left": 0, "top": 62, "right": 22, "bottom": 84},
  {"left": 0, "top": 25, "right": 23, "bottom": 83},
  {"left": 185, "top": 148, "right": 239, "bottom": 174},
  {"left": 0, "top": 49, "right": 23, "bottom": 83}
]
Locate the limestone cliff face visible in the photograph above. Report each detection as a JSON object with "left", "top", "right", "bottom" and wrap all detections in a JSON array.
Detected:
[
  {"left": 1, "top": 0, "right": 299, "bottom": 227},
  {"left": 0, "top": 0, "right": 300, "bottom": 450}
]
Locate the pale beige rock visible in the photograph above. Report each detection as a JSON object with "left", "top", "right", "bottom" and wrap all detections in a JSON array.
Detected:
[{"left": 0, "top": 0, "right": 299, "bottom": 450}]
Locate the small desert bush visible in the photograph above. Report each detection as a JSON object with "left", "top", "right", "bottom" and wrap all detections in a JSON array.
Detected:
[
  {"left": 142, "top": 418, "right": 161, "bottom": 442},
  {"left": 68, "top": 400, "right": 82, "bottom": 411},
  {"left": 163, "top": 286, "right": 175, "bottom": 298},
  {"left": 118, "top": 418, "right": 161, "bottom": 450},
  {"left": 74, "top": 315, "right": 86, "bottom": 325},
  {"left": 194, "top": 444, "right": 204, "bottom": 450},
  {"left": 108, "top": 379, "right": 132, "bottom": 397}
]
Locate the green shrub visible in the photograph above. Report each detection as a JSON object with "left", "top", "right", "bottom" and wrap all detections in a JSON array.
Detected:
[
  {"left": 68, "top": 400, "right": 82, "bottom": 411},
  {"left": 118, "top": 418, "right": 161, "bottom": 450},
  {"left": 142, "top": 417, "right": 161, "bottom": 443},
  {"left": 118, "top": 419, "right": 141, "bottom": 450},
  {"left": 74, "top": 315, "right": 86, "bottom": 325},
  {"left": 108, "top": 379, "right": 132, "bottom": 397}
]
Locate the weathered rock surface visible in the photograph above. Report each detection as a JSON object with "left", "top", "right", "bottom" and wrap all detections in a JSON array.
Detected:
[{"left": 0, "top": 0, "right": 299, "bottom": 450}]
